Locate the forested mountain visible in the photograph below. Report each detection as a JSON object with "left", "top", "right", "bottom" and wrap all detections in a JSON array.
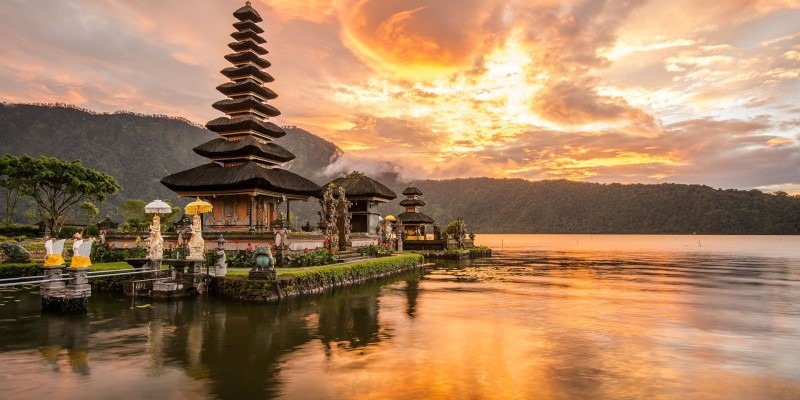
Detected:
[
  {"left": 405, "top": 178, "right": 800, "bottom": 234},
  {"left": 0, "top": 103, "right": 341, "bottom": 218},
  {"left": 2, "top": 103, "right": 798, "bottom": 234}
]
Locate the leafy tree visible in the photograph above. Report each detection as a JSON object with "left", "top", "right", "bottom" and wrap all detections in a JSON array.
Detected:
[
  {"left": 120, "top": 199, "right": 146, "bottom": 222},
  {"left": 0, "top": 155, "right": 25, "bottom": 226},
  {"left": 0, "top": 155, "right": 121, "bottom": 237},
  {"left": 79, "top": 201, "right": 100, "bottom": 226},
  {"left": 444, "top": 221, "right": 460, "bottom": 236}
]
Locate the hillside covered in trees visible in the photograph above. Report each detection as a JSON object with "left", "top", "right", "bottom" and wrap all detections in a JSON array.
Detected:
[
  {"left": 410, "top": 178, "right": 800, "bottom": 234},
  {"left": 2, "top": 103, "right": 798, "bottom": 234},
  {"left": 0, "top": 103, "right": 341, "bottom": 219}
]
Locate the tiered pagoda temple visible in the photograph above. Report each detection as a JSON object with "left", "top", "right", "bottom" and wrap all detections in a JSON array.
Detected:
[
  {"left": 327, "top": 172, "right": 397, "bottom": 234},
  {"left": 397, "top": 183, "right": 434, "bottom": 240},
  {"left": 161, "top": 2, "right": 321, "bottom": 232}
]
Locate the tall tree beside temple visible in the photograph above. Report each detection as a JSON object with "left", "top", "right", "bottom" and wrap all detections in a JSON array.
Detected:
[
  {"left": 0, "top": 155, "right": 120, "bottom": 236},
  {"left": 161, "top": 2, "right": 321, "bottom": 232}
]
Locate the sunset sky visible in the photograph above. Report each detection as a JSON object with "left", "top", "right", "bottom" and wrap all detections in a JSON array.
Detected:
[{"left": 1, "top": 0, "right": 798, "bottom": 193}]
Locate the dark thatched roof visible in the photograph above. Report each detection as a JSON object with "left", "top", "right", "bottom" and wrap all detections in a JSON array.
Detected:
[
  {"left": 400, "top": 198, "right": 426, "bottom": 207},
  {"left": 217, "top": 79, "right": 277, "bottom": 100},
  {"left": 212, "top": 96, "right": 280, "bottom": 117},
  {"left": 229, "top": 39, "right": 268, "bottom": 55},
  {"left": 397, "top": 212, "right": 435, "bottom": 224},
  {"left": 233, "top": 3, "right": 263, "bottom": 23},
  {"left": 161, "top": 162, "right": 321, "bottom": 197},
  {"left": 231, "top": 29, "right": 266, "bottom": 44},
  {"left": 194, "top": 137, "right": 295, "bottom": 163},
  {"left": 233, "top": 20, "right": 263, "bottom": 34},
  {"left": 224, "top": 52, "right": 271, "bottom": 68},
  {"left": 221, "top": 65, "right": 274, "bottom": 83},
  {"left": 205, "top": 115, "right": 286, "bottom": 138},
  {"left": 328, "top": 175, "right": 397, "bottom": 200},
  {"left": 402, "top": 185, "right": 423, "bottom": 196}
]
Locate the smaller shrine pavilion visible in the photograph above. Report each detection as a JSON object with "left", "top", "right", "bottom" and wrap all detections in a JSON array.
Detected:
[
  {"left": 397, "top": 183, "right": 434, "bottom": 240},
  {"left": 327, "top": 172, "right": 397, "bottom": 234}
]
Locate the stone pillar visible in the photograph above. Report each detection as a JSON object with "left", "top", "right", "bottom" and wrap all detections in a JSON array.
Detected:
[
  {"left": 149, "top": 259, "right": 162, "bottom": 279},
  {"left": 40, "top": 265, "right": 66, "bottom": 294},
  {"left": 42, "top": 267, "right": 92, "bottom": 313},
  {"left": 395, "top": 222, "right": 404, "bottom": 253}
]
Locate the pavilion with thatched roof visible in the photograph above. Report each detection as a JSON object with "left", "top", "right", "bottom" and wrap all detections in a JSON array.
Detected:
[
  {"left": 326, "top": 171, "right": 397, "bottom": 234},
  {"left": 161, "top": 2, "right": 320, "bottom": 232},
  {"left": 397, "top": 183, "right": 435, "bottom": 240}
]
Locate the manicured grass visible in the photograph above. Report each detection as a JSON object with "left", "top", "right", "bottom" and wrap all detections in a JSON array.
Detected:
[{"left": 88, "top": 262, "right": 132, "bottom": 271}]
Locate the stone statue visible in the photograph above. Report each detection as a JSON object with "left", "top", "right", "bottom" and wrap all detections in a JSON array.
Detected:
[
  {"left": 44, "top": 239, "right": 66, "bottom": 266},
  {"left": 394, "top": 221, "right": 404, "bottom": 252},
  {"left": 148, "top": 216, "right": 164, "bottom": 260},
  {"left": 0, "top": 242, "right": 32, "bottom": 263},
  {"left": 320, "top": 184, "right": 338, "bottom": 251},
  {"left": 433, "top": 223, "right": 441, "bottom": 241},
  {"left": 336, "top": 186, "right": 351, "bottom": 250},
  {"left": 254, "top": 245, "right": 275, "bottom": 271},
  {"left": 215, "top": 248, "right": 227, "bottom": 276},
  {"left": 383, "top": 220, "right": 393, "bottom": 246},
  {"left": 187, "top": 214, "right": 205, "bottom": 260},
  {"left": 99, "top": 230, "right": 106, "bottom": 245}
]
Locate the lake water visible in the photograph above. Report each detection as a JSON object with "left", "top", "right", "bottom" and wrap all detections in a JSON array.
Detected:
[{"left": 1, "top": 234, "right": 799, "bottom": 399}]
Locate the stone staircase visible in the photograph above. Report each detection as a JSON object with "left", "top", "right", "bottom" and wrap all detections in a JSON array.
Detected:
[{"left": 336, "top": 250, "right": 368, "bottom": 264}]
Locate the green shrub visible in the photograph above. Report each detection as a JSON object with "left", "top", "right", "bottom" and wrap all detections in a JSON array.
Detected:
[
  {"left": 0, "top": 263, "right": 41, "bottom": 279},
  {"left": 0, "top": 225, "right": 39, "bottom": 238},
  {"left": 57, "top": 226, "right": 83, "bottom": 239},
  {"left": 226, "top": 249, "right": 256, "bottom": 268},
  {"left": 90, "top": 244, "right": 147, "bottom": 263},
  {"left": 86, "top": 224, "right": 100, "bottom": 236},
  {"left": 357, "top": 244, "right": 393, "bottom": 257},
  {"left": 287, "top": 249, "right": 336, "bottom": 267}
]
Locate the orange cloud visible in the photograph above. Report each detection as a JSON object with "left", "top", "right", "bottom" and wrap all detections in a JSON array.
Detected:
[
  {"left": 1, "top": 0, "right": 798, "bottom": 194},
  {"left": 340, "top": 0, "right": 501, "bottom": 79}
]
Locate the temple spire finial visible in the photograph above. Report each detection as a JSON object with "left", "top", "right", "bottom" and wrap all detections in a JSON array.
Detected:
[{"left": 246, "top": 1, "right": 251, "bottom": 6}]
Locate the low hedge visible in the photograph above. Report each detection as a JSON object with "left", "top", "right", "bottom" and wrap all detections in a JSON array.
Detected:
[
  {"left": 0, "top": 262, "right": 148, "bottom": 291},
  {"left": 0, "top": 225, "right": 39, "bottom": 238},
  {"left": 413, "top": 246, "right": 493, "bottom": 259},
  {"left": 0, "top": 263, "right": 42, "bottom": 279},
  {"left": 212, "top": 253, "right": 424, "bottom": 302},
  {"left": 468, "top": 246, "right": 493, "bottom": 258}
]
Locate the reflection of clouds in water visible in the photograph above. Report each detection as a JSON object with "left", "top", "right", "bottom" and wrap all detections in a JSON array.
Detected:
[{"left": 2, "top": 239, "right": 799, "bottom": 399}]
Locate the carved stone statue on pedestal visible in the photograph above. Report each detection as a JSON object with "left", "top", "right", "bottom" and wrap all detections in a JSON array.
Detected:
[{"left": 187, "top": 214, "right": 205, "bottom": 260}]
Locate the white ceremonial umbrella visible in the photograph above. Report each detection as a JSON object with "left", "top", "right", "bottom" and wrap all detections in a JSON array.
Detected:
[{"left": 145, "top": 199, "right": 172, "bottom": 214}]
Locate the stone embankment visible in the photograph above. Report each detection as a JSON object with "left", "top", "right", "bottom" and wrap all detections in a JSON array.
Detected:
[{"left": 211, "top": 253, "right": 424, "bottom": 302}]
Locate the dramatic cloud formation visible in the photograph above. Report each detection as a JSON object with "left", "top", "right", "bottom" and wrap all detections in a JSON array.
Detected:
[{"left": 1, "top": 0, "right": 798, "bottom": 193}]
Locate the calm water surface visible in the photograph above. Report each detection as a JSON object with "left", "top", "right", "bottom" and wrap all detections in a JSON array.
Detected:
[{"left": 1, "top": 234, "right": 799, "bottom": 399}]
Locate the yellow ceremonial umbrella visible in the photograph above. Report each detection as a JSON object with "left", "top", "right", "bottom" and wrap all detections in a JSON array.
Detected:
[
  {"left": 184, "top": 197, "right": 213, "bottom": 215},
  {"left": 385, "top": 215, "right": 396, "bottom": 222}
]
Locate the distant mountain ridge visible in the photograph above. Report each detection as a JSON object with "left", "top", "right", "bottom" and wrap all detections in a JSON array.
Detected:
[
  {"left": 407, "top": 178, "right": 800, "bottom": 234},
  {"left": 1, "top": 103, "right": 798, "bottom": 234},
  {"left": 0, "top": 103, "right": 341, "bottom": 217}
]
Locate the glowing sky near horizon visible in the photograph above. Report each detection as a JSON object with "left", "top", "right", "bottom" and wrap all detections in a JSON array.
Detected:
[{"left": 0, "top": 0, "right": 798, "bottom": 193}]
